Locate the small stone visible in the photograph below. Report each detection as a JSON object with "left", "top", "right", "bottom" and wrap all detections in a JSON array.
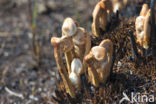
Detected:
[
  {"left": 117, "top": 61, "right": 122, "bottom": 67},
  {"left": 37, "top": 2, "right": 47, "bottom": 14},
  {"left": 90, "top": 86, "right": 95, "bottom": 92},
  {"left": 24, "top": 44, "right": 29, "bottom": 49},
  {"left": 130, "top": 70, "right": 133, "bottom": 75},
  {"left": 29, "top": 95, "right": 39, "bottom": 101},
  {"left": 51, "top": 72, "right": 55, "bottom": 76},
  {"left": 4, "top": 52, "right": 9, "bottom": 57},
  {"left": 38, "top": 88, "right": 42, "bottom": 92},
  {"left": 13, "top": 0, "right": 28, "bottom": 6},
  {"left": 51, "top": 91, "right": 56, "bottom": 96},
  {"left": 28, "top": 32, "right": 33, "bottom": 39},
  {"left": 46, "top": 0, "right": 58, "bottom": 10}
]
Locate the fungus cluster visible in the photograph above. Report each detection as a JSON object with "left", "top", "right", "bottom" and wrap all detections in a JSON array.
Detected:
[
  {"left": 51, "top": 0, "right": 154, "bottom": 99},
  {"left": 92, "top": 0, "right": 113, "bottom": 37},
  {"left": 51, "top": 15, "right": 113, "bottom": 98},
  {"left": 51, "top": 17, "right": 93, "bottom": 98},
  {"left": 91, "top": 0, "right": 130, "bottom": 37},
  {"left": 51, "top": 36, "right": 75, "bottom": 97},
  {"left": 135, "top": 4, "right": 151, "bottom": 50}
]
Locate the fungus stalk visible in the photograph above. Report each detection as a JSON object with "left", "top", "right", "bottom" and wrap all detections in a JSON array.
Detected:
[
  {"left": 62, "top": 17, "right": 78, "bottom": 74},
  {"left": 64, "top": 52, "right": 73, "bottom": 74},
  {"left": 135, "top": 4, "right": 151, "bottom": 50},
  {"left": 62, "top": 17, "right": 91, "bottom": 74},
  {"left": 72, "top": 27, "right": 91, "bottom": 74},
  {"left": 73, "top": 27, "right": 87, "bottom": 60},
  {"left": 85, "top": 54, "right": 99, "bottom": 87},
  {"left": 85, "top": 39, "right": 113, "bottom": 87},
  {"left": 51, "top": 36, "right": 75, "bottom": 98},
  {"left": 92, "top": 0, "right": 112, "bottom": 37},
  {"left": 99, "top": 39, "right": 113, "bottom": 83},
  {"left": 140, "top": 4, "right": 149, "bottom": 16},
  {"left": 143, "top": 10, "right": 151, "bottom": 49}
]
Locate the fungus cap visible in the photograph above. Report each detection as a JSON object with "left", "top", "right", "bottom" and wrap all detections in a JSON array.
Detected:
[
  {"left": 113, "top": 2, "right": 121, "bottom": 13},
  {"left": 51, "top": 36, "right": 73, "bottom": 52},
  {"left": 72, "top": 27, "right": 86, "bottom": 45},
  {"left": 71, "top": 58, "right": 83, "bottom": 75},
  {"left": 69, "top": 72, "right": 80, "bottom": 87},
  {"left": 135, "top": 16, "right": 145, "bottom": 33},
  {"left": 62, "top": 17, "right": 77, "bottom": 36},
  {"left": 91, "top": 46, "right": 107, "bottom": 61}
]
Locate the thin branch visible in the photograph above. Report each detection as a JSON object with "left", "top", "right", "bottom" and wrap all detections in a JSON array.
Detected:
[
  {"left": 150, "top": 0, "right": 156, "bottom": 58},
  {"left": 110, "top": 45, "right": 116, "bottom": 77},
  {"left": 129, "top": 31, "right": 140, "bottom": 59},
  {"left": 5, "top": 87, "right": 24, "bottom": 99}
]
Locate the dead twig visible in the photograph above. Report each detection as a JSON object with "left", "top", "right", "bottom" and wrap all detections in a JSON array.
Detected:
[
  {"left": 28, "top": 0, "right": 40, "bottom": 65},
  {"left": 129, "top": 31, "right": 140, "bottom": 60},
  {"left": 5, "top": 87, "right": 24, "bottom": 99},
  {"left": 110, "top": 45, "right": 116, "bottom": 78},
  {"left": 1, "top": 66, "right": 9, "bottom": 84},
  {"left": 150, "top": 0, "right": 156, "bottom": 58}
]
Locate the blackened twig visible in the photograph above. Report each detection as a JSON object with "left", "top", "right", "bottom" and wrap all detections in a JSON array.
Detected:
[
  {"left": 116, "top": 10, "right": 119, "bottom": 19},
  {"left": 110, "top": 45, "right": 116, "bottom": 78},
  {"left": 80, "top": 74, "right": 91, "bottom": 99},
  {"left": 129, "top": 31, "right": 140, "bottom": 59},
  {"left": 150, "top": 0, "right": 156, "bottom": 58}
]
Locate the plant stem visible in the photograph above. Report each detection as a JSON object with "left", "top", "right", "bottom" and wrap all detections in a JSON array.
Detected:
[{"left": 28, "top": 0, "right": 40, "bottom": 64}]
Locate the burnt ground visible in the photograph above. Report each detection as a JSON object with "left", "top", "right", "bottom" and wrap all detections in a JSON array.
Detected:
[
  {"left": 0, "top": 0, "right": 155, "bottom": 104},
  {"left": 52, "top": 17, "right": 156, "bottom": 104}
]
